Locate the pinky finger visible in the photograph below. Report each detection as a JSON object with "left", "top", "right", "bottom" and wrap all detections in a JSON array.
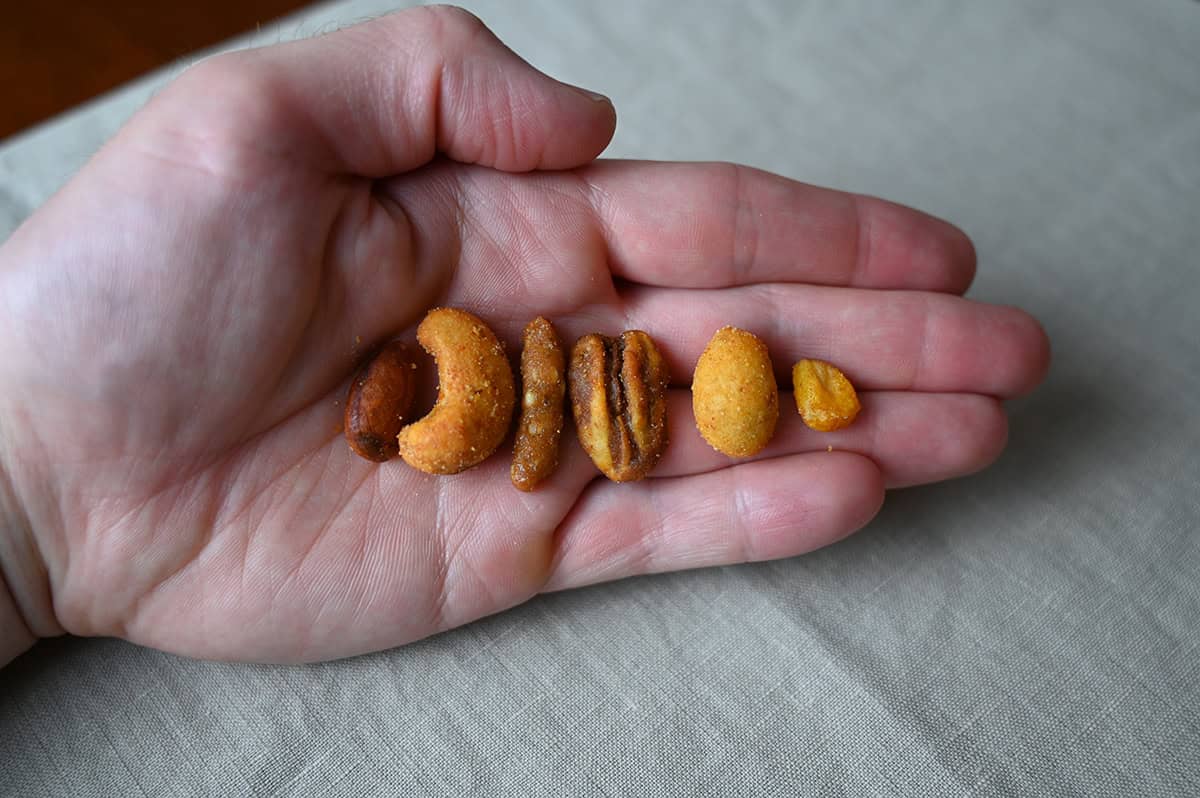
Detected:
[{"left": 544, "top": 452, "right": 884, "bottom": 592}]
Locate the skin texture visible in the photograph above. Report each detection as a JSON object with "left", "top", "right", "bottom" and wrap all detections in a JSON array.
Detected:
[
  {"left": 692, "top": 326, "right": 779, "bottom": 457},
  {"left": 0, "top": 7, "right": 1050, "bottom": 665},
  {"left": 396, "top": 308, "right": 515, "bottom": 475},
  {"left": 344, "top": 340, "right": 416, "bottom": 462},
  {"left": 512, "top": 317, "right": 565, "bottom": 492}
]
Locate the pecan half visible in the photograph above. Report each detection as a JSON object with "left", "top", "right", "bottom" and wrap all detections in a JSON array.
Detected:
[{"left": 569, "top": 330, "right": 669, "bottom": 482}]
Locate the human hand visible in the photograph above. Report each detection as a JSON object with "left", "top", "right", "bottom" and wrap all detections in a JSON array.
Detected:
[{"left": 0, "top": 7, "right": 1049, "bottom": 664}]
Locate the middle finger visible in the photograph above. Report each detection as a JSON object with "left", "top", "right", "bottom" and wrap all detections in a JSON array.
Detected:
[{"left": 615, "top": 283, "right": 1049, "bottom": 397}]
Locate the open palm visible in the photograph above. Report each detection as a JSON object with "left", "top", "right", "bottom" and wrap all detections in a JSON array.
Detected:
[{"left": 0, "top": 8, "right": 1048, "bottom": 662}]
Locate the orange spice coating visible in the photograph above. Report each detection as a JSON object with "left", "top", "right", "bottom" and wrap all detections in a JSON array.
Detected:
[
  {"left": 691, "top": 326, "right": 778, "bottom": 457},
  {"left": 344, "top": 340, "right": 416, "bottom": 462},
  {"left": 792, "top": 359, "right": 861, "bottom": 431},
  {"left": 396, "top": 308, "right": 515, "bottom": 474},
  {"left": 511, "top": 317, "right": 566, "bottom": 491}
]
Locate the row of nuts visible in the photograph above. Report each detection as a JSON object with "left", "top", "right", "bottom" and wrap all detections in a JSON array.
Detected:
[{"left": 344, "top": 309, "right": 860, "bottom": 488}]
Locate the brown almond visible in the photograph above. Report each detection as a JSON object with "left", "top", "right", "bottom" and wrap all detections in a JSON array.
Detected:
[{"left": 344, "top": 340, "right": 416, "bottom": 462}]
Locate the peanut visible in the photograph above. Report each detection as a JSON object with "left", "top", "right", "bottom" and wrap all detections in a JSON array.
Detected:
[
  {"left": 396, "top": 308, "right": 516, "bottom": 475},
  {"left": 344, "top": 340, "right": 416, "bottom": 462},
  {"left": 569, "top": 330, "right": 669, "bottom": 482},
  {"left": 692, "top": 326, "right": 778, "bottom": 457},
  {"left": 511, "top": 317, "right": 566, "bottom": 491},
  {"left": 792, "top": 359, "right": 860, "bottom": 431}
]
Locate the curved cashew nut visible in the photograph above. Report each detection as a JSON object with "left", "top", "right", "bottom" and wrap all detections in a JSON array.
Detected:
[{"left": 397, "top": 308, "right": 516, "bottom": 475}]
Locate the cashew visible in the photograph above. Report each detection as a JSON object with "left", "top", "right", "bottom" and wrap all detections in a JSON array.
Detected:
[{"left": 397, "top": 308, "right": 516, "bottom": 475}]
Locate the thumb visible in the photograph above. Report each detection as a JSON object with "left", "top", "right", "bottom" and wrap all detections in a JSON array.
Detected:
[{"left": 157, "top": 5, "right": 616, "bottom": 176}]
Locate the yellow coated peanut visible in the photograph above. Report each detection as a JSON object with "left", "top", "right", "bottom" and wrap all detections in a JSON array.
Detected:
[{"left": 691, "top": 326, "right": 778, "bottom": 457}]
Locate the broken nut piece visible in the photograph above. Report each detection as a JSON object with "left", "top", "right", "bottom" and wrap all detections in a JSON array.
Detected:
[
  {"left": 569, "top": 330, "right": 669, "bottom": 482},
  {"left": 792, "top": 358, "right": 860, "bottom": 431},
  {"left": 511, "top": 317, "right": 566, "bottom": 491}
]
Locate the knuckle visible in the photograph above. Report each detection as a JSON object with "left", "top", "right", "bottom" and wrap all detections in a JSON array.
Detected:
[
  {"left": 414, "top": 4, "right": 490, "bottom": 47},
  {"left": 173, "top": 52, "right": 274, "bottom": 115},
  {"left": 142, "top": 53, "right": 287, "bottom": 180}
]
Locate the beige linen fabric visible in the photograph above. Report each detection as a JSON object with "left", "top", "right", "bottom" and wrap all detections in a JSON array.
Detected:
[{"left": 2, "top": 1, "right": 1198, "bottom": 795}]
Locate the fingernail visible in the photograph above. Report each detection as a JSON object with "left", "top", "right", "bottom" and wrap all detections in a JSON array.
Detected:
[{"left": 566, "top": 83, "right": 611, "bottom": 104}]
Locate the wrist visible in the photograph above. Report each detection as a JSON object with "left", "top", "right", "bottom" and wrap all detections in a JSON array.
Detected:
[{"left": 0, "top": 436, "right": 59, "bottom": 666}]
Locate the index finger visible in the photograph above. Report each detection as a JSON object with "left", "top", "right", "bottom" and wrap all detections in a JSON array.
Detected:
[{"left": 578, "top": 161, "right": 976, "bottom": 293}]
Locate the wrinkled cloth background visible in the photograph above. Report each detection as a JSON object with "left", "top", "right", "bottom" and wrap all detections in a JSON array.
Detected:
[{"left": 2, "top": 1, "right": 1198, "bottom": 795}]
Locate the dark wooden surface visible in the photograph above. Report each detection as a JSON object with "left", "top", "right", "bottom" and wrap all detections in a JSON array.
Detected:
[{"left": 0, "top": 0, "right": 315, "bottom": 140}]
